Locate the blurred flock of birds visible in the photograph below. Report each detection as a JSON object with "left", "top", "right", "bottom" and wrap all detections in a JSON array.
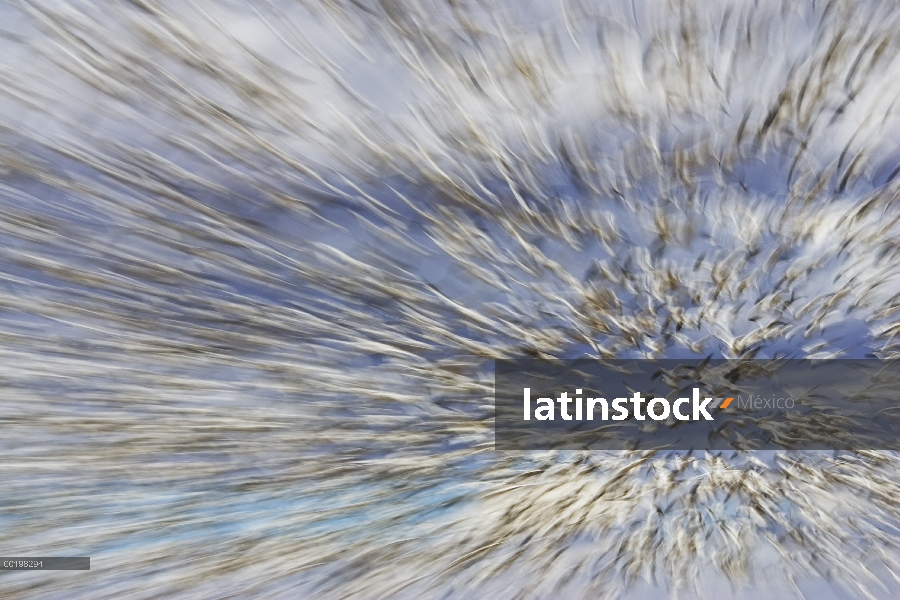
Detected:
[{"left": 4, "top": 0, "right": 900, "bottom": 597}]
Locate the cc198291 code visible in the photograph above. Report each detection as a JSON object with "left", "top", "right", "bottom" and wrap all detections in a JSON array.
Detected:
[{"left": 3, "top": 561, "right": 42, "bottom": 568}]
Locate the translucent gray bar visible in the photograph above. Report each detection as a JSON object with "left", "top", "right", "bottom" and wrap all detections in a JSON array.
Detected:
[
  {"left": 0, "top": 558, "right": 90, "bottom": 570},
  {"left": 495, "top": 359, "right": 900, "bottom": 450}
]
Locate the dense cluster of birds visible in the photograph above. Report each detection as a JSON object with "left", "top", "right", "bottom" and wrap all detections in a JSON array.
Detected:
[{"left": 3, "top": 0, "right": 900, "bottom": 597}]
